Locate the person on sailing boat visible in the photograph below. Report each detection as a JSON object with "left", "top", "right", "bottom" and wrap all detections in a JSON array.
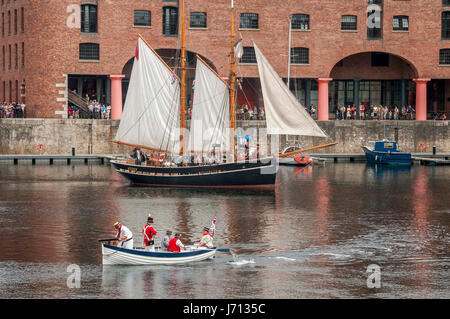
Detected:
[
  {"left": 131, "top": 147, "right": 143, "bottom": 165},
  {"left": 194, "top": 227, "right": 214, "bottom": 249},
  {"left": 167, "top": 233, "right": 186, "bottom": 252},
  {"left": 114, "top": 222, "right": 134, "bottom": 249},
  {"left": 142, "top": 215, "right": 157, "bottom": 251},
  {"left": 161, "top": 230, "right": 172, "bottom": 251}
]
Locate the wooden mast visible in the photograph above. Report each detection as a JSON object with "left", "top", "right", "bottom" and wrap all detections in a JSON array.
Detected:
[
  {"left": 230, "top": 0, "right": 237, "bottom": 162},
  {"left": 180, "top": 0, "right": 186, "bottom": 156}
]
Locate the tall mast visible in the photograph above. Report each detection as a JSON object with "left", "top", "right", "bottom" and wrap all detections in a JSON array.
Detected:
[
  {"left": 180, "top": 0, "right": 186, "bottom": 156},
  {"left": 230, "top": 0, "right": 236, "bottom": 162},
  {"left": 287, "top": 15, "right": 292, "bottom": 86}
]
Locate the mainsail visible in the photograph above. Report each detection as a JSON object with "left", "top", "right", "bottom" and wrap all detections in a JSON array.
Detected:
[
  {"left": 115, "top": 37, "right": 181, "bottom": 153},
  {"left": 186, "top": 57, "right": 230, "bottom": 153},
  {"left": 253, "top": 42, "right": 327, "bottom": 137}
]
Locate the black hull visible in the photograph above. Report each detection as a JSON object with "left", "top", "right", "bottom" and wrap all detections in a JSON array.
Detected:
[{"left": 111, "top": 158, "right": 277, "bottom": 189}]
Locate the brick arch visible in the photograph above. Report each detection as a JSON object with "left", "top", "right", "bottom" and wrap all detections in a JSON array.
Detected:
[
  {"left": 120, "top": 48, "right": 219, "bottom": 79},
  {"left": 327, "top": 51, "right": 419, "bottom": 79}
]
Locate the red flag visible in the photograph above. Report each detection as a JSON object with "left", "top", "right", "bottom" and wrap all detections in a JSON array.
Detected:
[{"left": 135, "top": 42, "right": 139, "bottom": 60}]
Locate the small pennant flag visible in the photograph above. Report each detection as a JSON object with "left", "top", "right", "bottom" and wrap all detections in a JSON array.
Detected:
[
  {"left": 234, "top": 39, "right": 243, "bottom": 60},
  {"left": 209, "top": 216, "right": 216, "bottom": 237},
  {"left": 135, "top": 42, "right": 139, "bottom": 60},
  {"left": 171, "top": 71, "right": 177, "bottom": 84}
]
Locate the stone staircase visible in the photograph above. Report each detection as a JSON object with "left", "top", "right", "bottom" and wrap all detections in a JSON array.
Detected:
[{"left": 68, "top": 90, "right": 90, "bottom": 113}]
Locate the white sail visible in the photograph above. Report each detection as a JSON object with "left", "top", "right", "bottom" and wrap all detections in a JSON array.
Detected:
[
  {"left": 115, "top": 37, "right": 181, "bottom": 153},
  {"left": 253, "top": 42, "right": 327, "bottom": 137},
  {"left": 187, "top": 58, "right": 230, "bottom": 153}
]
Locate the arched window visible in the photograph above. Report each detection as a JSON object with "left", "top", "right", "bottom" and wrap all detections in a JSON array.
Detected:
[
  {"left": 290, "top": 47, "right": 309, "bottom": 64},
  {"left": 81, "top": 4, "right": 97, "bottom": 33}
]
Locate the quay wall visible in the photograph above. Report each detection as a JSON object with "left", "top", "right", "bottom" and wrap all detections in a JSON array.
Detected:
[{"left": 0, "top": 119, "right": 448, "bottom": 155}]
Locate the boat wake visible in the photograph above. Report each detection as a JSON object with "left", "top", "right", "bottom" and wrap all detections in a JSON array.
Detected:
[
  {"left": 228, "top": 259, "right": 255, "bottom": 266},
  {"left": 228, "top": 252, "right": 255, "bottom": 266},
  {"left": 272, "top": 256, "right": 296, "bottom": 262}
]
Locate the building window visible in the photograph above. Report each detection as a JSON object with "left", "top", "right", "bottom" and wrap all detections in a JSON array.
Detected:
[
  {"left": 290, "top": 47, "right": 309, "bottom": 64},
  {"left": 439, "top": 49, "right": 450, "bottom": 65},
  {"left": 79, "top": 43, "right": 99, "bottom": 60},
  {"left": 1, "top": 12, "right": 3, "bottom": 37},
  {"left": 240, "top": 47, "right": 256, "bottom": 64},
  {"left": 341, "top": 15, "right": 357, "bottom": 30},
  {"left": 240, "top": 13, "right": 258, "bottom": 29},
  {"left": 134, "top": 10, "right": 151, "bottom": 27},
  {"left": 443, "top": 11, "right": 450, "bottom": 39},
  {"left": 14, "top": 9, "right": 17, "bottom": 34},
  {"left": 8, "top": 10, "right": 10, "bottom": 35},
  {"left": 21, "top": 7, "right": 24, "bottom": 33},
  {"left": 163, "top": 6, "right": 178, "bottom": 36},
  {"left": 2, "top": 45, "right": 4, "bottom": 70},
  {"left": 14, "top": 43, "right": 17, "bottom": 69},
  {"left": 21, "top": 42, "right": 24, "bottom": 67},
  {"left": 8, "top": 44, "right": 11, "bottom": 69},
  {"left": 371, "top": 52, "right": 389, "bottom": 67},
  {"left": 81, "top": 4, "right": 97, "bottom": 33},
  {"left": 291, "top": 14, "right": 309, "bottom": 30},
  {"left": 367, "top": 0, "right": 383, "bottom": 39},
  {"left": 393, "top": 16, "right": 408, "bottom": 31},
  {"left": 190, "top": 12, "right": 207, "bottom": 28},
  {"left": 444, "top": 0, "right": 450, "bottom": 6}
]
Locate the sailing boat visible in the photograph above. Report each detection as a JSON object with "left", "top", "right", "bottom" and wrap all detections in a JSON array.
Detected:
[{"left": 110, "top": 1, "right": 326, "bottom": 188}]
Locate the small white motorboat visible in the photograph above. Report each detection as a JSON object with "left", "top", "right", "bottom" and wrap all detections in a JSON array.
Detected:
[{"left": 101, "top": 243, "right": 217, "bottom": 265}]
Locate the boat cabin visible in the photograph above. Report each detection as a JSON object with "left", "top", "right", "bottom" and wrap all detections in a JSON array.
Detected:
[{"left": 367, "top": 141, "right": 400, "bottom": 153}]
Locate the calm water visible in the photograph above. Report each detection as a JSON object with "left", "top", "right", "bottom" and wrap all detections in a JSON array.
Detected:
[{"left": 0, "top": 162, "right": 448, "bottom": 299}]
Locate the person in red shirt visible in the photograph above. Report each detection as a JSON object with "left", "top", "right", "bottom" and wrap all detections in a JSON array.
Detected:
[
  {"left": 167, "top": 233, "right": 186, "bottom": 253},
  {"left": 142, "top": 216, "right": 157, "bottom": 251}
]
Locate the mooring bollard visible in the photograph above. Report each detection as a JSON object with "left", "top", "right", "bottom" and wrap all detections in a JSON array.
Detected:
[
  {"left": 72, "top": 147, "right": 76, "bottom": 156},
  {"left": 433, "top": 146, "right": 436, "bottom": 155}
]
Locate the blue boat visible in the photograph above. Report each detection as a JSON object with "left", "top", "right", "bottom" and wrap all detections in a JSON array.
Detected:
[{"left": 362, "top": 141, "right": 412, "bottom": 165}]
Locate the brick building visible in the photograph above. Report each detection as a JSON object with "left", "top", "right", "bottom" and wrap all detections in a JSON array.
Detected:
[{"left": 1, "top": 0, "right": 450, "bottom": 120}]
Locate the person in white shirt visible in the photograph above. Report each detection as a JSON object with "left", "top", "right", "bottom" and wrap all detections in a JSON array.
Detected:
[
  {"left": 195, "top": 227, "right": 214, "bottom": 249},
  {"left": 114, "top": 222, "right": 133, "bottom": 249}
]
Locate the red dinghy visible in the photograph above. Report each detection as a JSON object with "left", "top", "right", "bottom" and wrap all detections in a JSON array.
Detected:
[{"left": 294, "top": 155, "right": 312, "bottom": 167}]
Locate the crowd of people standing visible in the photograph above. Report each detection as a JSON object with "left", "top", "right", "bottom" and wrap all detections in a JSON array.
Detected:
[
  {"left": 0, "top": 102, "right": 26, "bottom": 118},
  {"left": 68, "top": 100, "right": 112, "bottom": 119},
  {"left": 334, "top": 104, "right": 416, "bottom": 120}
]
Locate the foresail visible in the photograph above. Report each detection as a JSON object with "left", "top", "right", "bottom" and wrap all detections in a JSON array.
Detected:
[
  {"left": 115, "top": 37, "right": 181, "bottom": 153},
  {"left": 253, "top": 42, "right": 327, "bottom": 137},
  {"left": 187, "top": 58, "right": 230, "bottom": 153}
]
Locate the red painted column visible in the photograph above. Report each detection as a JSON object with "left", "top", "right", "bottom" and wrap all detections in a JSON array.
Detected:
[
  {"left": 413, "top": 78, "right": 430, "bottom": 121},
  {"left": 317, "top": 78, "right": 332, "bottom": 121},
  {"left": 109, "top": 75, "right": 125, "bottom": 120}
]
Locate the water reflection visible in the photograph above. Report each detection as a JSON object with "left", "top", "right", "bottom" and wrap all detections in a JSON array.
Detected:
[{"left": 0, "top": 163, "right": 449, "bottom": 298}]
